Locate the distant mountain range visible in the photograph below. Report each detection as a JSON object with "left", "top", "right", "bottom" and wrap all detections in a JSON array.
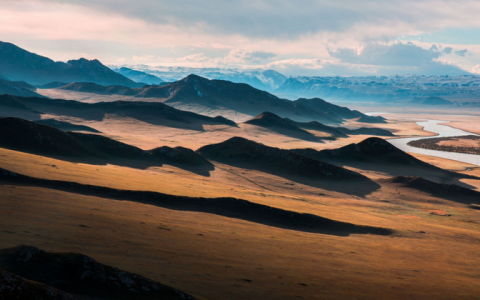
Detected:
[
  {"left": 0, "top": 41, "right": 140, "bottom": 87},
  {"left": 2, "top": 41, "right": 477, "bottom": 106},
  {"left": 109, "top": 64, "right": 287, "bottom": 92},
  {"left": 114, "top": 64, "right": 480, "bottom": 104},
  {"left": 52, "top": 75, "right": 383, "bottom": 124},
  {"left": 112, "top": 67, "right": 164, "bottom": 85}
]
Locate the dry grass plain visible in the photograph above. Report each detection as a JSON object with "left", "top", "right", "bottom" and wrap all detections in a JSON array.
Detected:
[{"left": 1, "top": 97, "right": 480, "bottom": 299}]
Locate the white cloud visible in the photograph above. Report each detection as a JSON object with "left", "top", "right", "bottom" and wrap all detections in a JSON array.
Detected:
[
  {"left": 0, "top": 0, "right": 479, "bottom": 75},
  {"left": 224, "top": 49, "right": 276, "bottom": 64},
  {"left": 455, "top": 49, "right": 468, "bottom": 57}
]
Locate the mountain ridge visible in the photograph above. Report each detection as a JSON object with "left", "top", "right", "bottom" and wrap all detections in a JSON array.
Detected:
[{"left": 0, "top": 41, "right": 141, "bottom": 87}]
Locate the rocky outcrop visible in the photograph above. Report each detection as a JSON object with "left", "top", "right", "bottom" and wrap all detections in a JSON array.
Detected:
[{"left": 0, "top": 245, "right": 196, "bottom": 300}]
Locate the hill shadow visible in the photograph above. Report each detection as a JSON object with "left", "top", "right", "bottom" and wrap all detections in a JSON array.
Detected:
[
  {"left": 0, "top": 117, "right": 214, "bottom": 176},
  {"left": 388, "top": 176, "right": 480, "bottom": 205},
  {"left": 209, "top": 159, "right": 380, "bottom": 197},
  {"left": 292, "top": 137, "right": 479, "bottom": 189},
  {"left": 9, "top": 96, "right": 237, "bottom": 132},
  {"left": 197, "top": 137, "right": 380, "bottom": 197},
  {"left": 0, "top": 167, "right": 392, "bottom": 237}
]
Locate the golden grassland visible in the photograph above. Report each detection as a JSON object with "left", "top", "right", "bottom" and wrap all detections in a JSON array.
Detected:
[{"left": 1, "top": 108, "right": 480, "bottom": 299}]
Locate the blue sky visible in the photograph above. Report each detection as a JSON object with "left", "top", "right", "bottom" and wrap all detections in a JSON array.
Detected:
[{"left": 1, "top": 0, "right": 479, "bottom": 76}]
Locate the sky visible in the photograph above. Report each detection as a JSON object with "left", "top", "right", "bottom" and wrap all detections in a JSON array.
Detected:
[{"left": 1, "top": 0, "right": 480, "bottom": 76}]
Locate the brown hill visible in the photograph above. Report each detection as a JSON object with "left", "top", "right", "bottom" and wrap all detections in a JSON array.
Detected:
[
  {"left": 0, "top": 94, "right": 237, "bottom": 131},
  {"left": 50, "top": 75, "right": 384, "bottom": 124},
  {"left": 391, "top": 176, "right": 480, "bottom": 204},
  {"left": 0, "top": 117, "right": 212, "bottom": 175},
  {"left": 0, "top": 245, "right": 196, "bottom": 300},
  {"left": 292, "top": 137, "right": 476, "bottom": 182},
  {"left": 196, "top": 137, "right": 380, "bottom": 195},
  {"left": 244, "top": 112, "right": 393, "bottom": 140},
  {"left": 0, "top": 117, "right": 92, "bottom": 157},
  {"left": 244, "top": 112, "right": 319, "bottom": 141}
]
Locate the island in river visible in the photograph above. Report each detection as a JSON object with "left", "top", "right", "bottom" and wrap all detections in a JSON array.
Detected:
[{"left": 408, "top": 135, "right": 480, "bottom": 155}]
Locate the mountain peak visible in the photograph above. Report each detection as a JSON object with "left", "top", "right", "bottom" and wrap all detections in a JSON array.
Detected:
[{"left": 182, "top": 74, "right": 209, "bottom": 83}]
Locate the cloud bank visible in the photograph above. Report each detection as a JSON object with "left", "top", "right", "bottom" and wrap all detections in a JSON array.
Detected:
[{"left": 0, "top": 0, "right": 479, "bottom": 75}]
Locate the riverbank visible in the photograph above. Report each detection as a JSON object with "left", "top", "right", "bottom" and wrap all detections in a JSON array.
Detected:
[
  {"left": 408, "top": 135, "right": 480, "bottom": 155},
  {"left": 388, "top": 120, "right": 480, "bottom": 166}
]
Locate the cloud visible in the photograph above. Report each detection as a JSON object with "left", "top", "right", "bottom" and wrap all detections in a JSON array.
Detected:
[
  {"left": 35, "top": 0, "right": 480, "bottom": 41},
  {"left": 224, "top": 49, "right": 276, "bottom": 64},
  {"left": 443, "top": 47, "right": 452, "bottom": 54},
  {"left": 455, "top": 49, "right": 468, "bottom": 57},
  {"left": 0, "top": 0, "right": 478, "bottom": 75},
  {"left": 326, "top": 42, "right": 470, "bottom": 75},
  {"left": 329, "top": 42, "right": 444, "bottom": 66},
  {"left": 133, "top": 54, "right": 155, "bottom": 62}
]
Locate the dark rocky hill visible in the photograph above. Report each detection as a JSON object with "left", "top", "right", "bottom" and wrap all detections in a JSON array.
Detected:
[
  {"left": 0, "top": 94, "right": 237, "bottom": 131},
  {"left": 245, "top": 112, "right": 393, "bottom": 139},
  {"left": 0, "top": 245, "right": 196, "bottom": 300},
  {"left": 197, "top": 137, "right": 365, "bottom": 180},
  {"left": 0, "top": 117, "right": 212, "bottom": 173},
  {"left": 0, "top": 269, "right": 77, "bottom": 300},
  {"left": 292, "top": 137, "right": 476, "bottom": 181},
  {"left": 34, "top": 119, "right": 101, "bottom": 133},
  {"left": 391, "top": 176, "right": 480, "bottom": 204}
]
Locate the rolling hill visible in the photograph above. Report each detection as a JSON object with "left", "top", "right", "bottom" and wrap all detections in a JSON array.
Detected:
[
  {"left": 0, "top": 94, "right": 237, "bottom": 131},
  {"left": 0, "top": 78, "right": 44, "bottom": 98},
  {"left": 40, "top": 75, "right": 385, "bottom": 124},
  {"left": 196, "top": 136, "right": 381, "bottom": 195},
  {"left": 292, "top": 137, "right": 476, "bottom": 183},
  {"left": 0, "top": 117, "right": 213, "bottom": 174},
  {"left": 244, "top": 112, "right": 393, "bottom": 140}
]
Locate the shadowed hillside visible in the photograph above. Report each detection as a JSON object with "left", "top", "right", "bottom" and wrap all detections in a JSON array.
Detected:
[
  {"left": 34, "top": 119, "right": 101, "bottom": 133},
  {"left": 58, "top": 82, "right": 138, "bottom": 95},
  {"left": 244, "top": 112, "right": 321, "bottom": 141},
  {"left": 0, "top": 42, "right": 140, "bottom": 87},
  {"left": 0, "top": 245, "right": 197, "bottom": 300},
  {"left": 0, "top": 268, "right": 77, "bottom": 300},
  {"left": 0, "top": 94, "right": 237, "bottom": 131},
  {"left": 391, "top": 176, "right": 480, "bottom": 204},
  {"left": 0, "top": 78, "right": 45, "bottom": 98},
  {"left": 292, "top": 137, "right": 477, "bottom": 185},
  {"left": 197, "top": 137, "right": 380, "bottom": 195},
  {"left": 41, "top": 74, "right": 386, "bottom": 124},
  {"left": 244, "top": 112, "right": 393, "bottom": 141},
  {"left": 113, "top": 67, "right": 164, "bottom": 85},
  {"left": 0, "top": 117, "right": 213, "bottom": 175}
]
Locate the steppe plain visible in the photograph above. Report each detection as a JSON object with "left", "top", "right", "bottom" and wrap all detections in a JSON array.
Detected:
[{"left": 1, "top": 88, "right": 480, "bottom": 299}]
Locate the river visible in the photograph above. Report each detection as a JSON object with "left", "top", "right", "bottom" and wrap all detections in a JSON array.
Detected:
[{"left": 387, "top": 120, "right": 480, "bottom": 166}]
